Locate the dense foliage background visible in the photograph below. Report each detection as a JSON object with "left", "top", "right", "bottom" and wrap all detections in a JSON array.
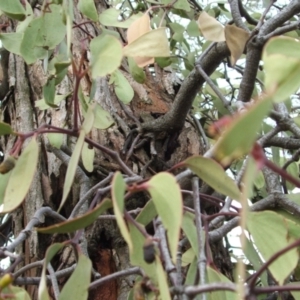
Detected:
[{"left": 0, "top": 0, "right": 300, "bottom": 299}]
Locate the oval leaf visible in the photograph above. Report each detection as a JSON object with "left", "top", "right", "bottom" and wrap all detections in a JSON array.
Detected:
[
  {"left": 81, "top": 142, "right": 94, "bottom": 172},
  {"left": 146, "top": 172, "right": 182, "bottom": 263},
  {"left": 1, "top": 137, "right": 39, "bottom": 213},
  {"left": 198, "top": 11, "right": 225, "bottom": 42},
  {"left": 184, "top": 156, "right": 241, "bottom": 200},
  {"left": 78, "top": 0, "right": 98, "bottom": 22},
  {"left": 212, "top": 96, "right": 273, "bottom": 165},
  {"left": 123, "top": 28, "right": 170, "bottom": 58},
  {"left": 247, "top": 211, "right": 298, "bottom": 285},
  {"left": 111, "top": 70, "right": 134, "bottom": 104},
  {"left": 90, "top": 34, "right": 123, "bottom": 78}
]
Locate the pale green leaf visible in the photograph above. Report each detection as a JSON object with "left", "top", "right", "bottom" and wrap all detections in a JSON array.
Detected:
[
  {"left": 128, "top": 222, "right": 157, "bottom": 281},
  {"left": 263, "top": 37, "right": 300, "bottom": 102},
  {"left": 16, "top": 1, "right": 33, "bottom": 33},
  {"left": 207, "top": 266, "right": 237, "bottom": 299},
  {"left": 0, "top": 173, "right": 11, "bottom": 206},
  {"left": 111, "top": 172, "right": 133, "bottom": 251},
  {"left": 128, "top": 57, "right": 146, "bottom": 84},
  {"left": 123, "top": 28, "right": 170, "bottom": 58},
  {"left": 99, "top": 8, "right": 142, "bottom": 28},
  {"left": 212, "top": 96, "right": 273, "bottom": 165},
  {"left": 47, "top": 133, "right": 64, "bottom": 149},
  {"left": 0, "top": 33, "right": 22, "bottom": 55},
  {"left": 147, "top": 172, "right": 182, "bottom": 263},
  {"left": 43, "top": 78, "right": 56, "bottom": 107},
  {"left": 38, "top": 243, "right": 65, "bottom": 300},
  {"left": 90, "top": 34, "right": 123, "bottom": 77},
  {"left": 78, "top": 0, "right": 98, "bottom": 22},
  {"left": 59, "top": 130, "right": 85, "bottom": 211},
  {"left": 2, "top": 286, "right": 31, "bottom": 300},
  {"left": 37, "top": 199, "right": 112, "bottom": 234},
  {"left": 93, "top": 104, "right": 114, "bottom": 129},
  {"left": 286, "top": 162, "right": 299, "bottom": 190},
  {"left": 0, "top": 122, "right": 13, "bottom": 135},
  {"left": 111, "top": 70, "right": 134, "bottom": 104},
  {"left": 184, "top": 156, "right": 241, "bottom": 200},
  {"left": 247, "top": 211, "right": 298, "bottom": 285},
  {"left": 81, "top": 142, "right": 94, "bottom": 172},
  {"left": 1, "top": 138, "right": 39, "bottom": 213},
  {"left": 174, "top": 0, "right": 191, "bottom": 11},
  {"left": 59, "top": 254, "right": 91, "bottom": 300},
  {"left": 81, "top": 104, "right": 95, "bottom": 134},
  {"left": 135, "top": 199, "right": 157, "bottom": 226},
  {"left": 182, "top": 212, "right": 199, "bottom": 255},
  {"left": 0, "top": 0, "right": 26, "bottom": 21},
  {"left": 155, "top": 255, "right": 171, "bottom": 300},
  {"left": 184, "top": 255, "right": 197, "bottom": 285},
  {"left": 35, "top": 93, "right": 69, "bottom": 110}
]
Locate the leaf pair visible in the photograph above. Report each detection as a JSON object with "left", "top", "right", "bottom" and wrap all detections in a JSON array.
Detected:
[{"left": 198, "top": 11, "right": 250, "bottom": 66}]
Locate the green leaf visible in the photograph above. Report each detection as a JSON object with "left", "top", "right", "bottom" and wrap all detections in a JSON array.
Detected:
[
  {"left": 0, "top": 122, "right": 13, "bottom": 135},
  {"left": 81, "top": 142, "right": 94, "bottom": 172},
  {"left": 0, "top": 0, "right": 26, "bottom": 21},
  {"left": 59, "top": 130, "right": 85, "bottom": 211},
  {"left": 184, "top": 156, "right": 241, "bottom": 200},
  {"left": 16, "top": 1, "right": 33, "bottom": 33},
  {"left": 184, "top": 255, "right": 197, "bottom": 285},
  {"left": 0, "top": 33, "right": 22, "bottom": 55},
  {"left": 0, "top": 173, "right": 11, "bottom": 206},
  {"left": 90, "top": 34, "right": 123, "bottom": 78},
  {"left": 21, "top": 4, "right": 66, "bottom": 64},
  {"left": 146, "top": 172, "right": 182, "bottom": 263},
  {"left": 128, "top": 222, "right": 157, "bottom": 281},
  {"left": 1, "top": 138, "right": 39, "bottom": 213},
  {"left": 244, "top": 235, "right": 268, "bottom": 286},
  {"left": 155, "top": 255, "right": 171, "bottom": 300},
  {"left": 174, "top": 0, "right": 191, "bottom": 11},
  {"left": 187, "top": 20, "right": 200, "bottom": 37},
  {"left": 207, "top": 266, "right": 237, "bottom": 300},
  {"left": 182, "top": 212, "right": 199, "bottom": 255},
  {"left": 128, "top": 57, "right": 146, "bottom": 84},
  {"left": 81, "top": 104, "right": 95, "bottom": 134},
  {"left": 2, "top": 285, "right": 31, "bottom": 300},
  {"left": 59, "top": 253, "right": 91, "bottom": 300},
  {"left": 38, "top": 199, "right": 112, "bottom": 234},
  {"left": 99, "top": 8, "right": 143, "bottom": 28},
  {"left": 286, "top": 162, "right": 298, "bottom": 190},
  {"left": 263, "top": 37, "right": 300, "bottom": 102},
  {"left": 38, "top": 243, "right": 65, "bottom": 300},
  {"left": 93, "top": 104, "right": 114, "bottom": 129},
  {"left": 123, "top": 28, "right": 170, "bottom": 58},
  {"left": 135, "top": 199, "right": 157, "bottom": 226},
  {"left": 78, "top": 0, "right": 98, "bottom": 22},
  {"left": 47, "top": 133, "right": 64, "bottom": 149},
  {"left": 35, "top": 93, "right": 70, "bottom": 110},
  {"left": 111, "top": 172, "right": 133, "bottom": 251},
  {"left": 111, "top": 70, "right": 134, "bottom": 104},
  {"left": 43, "top": 77, "right": 56, "bottom": 107},
  {"left": 212, "top": 96, "right": 272, "bottom": 165},
  {"left": 247, "top": 211, "right": 298, "bottom": 285}
]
